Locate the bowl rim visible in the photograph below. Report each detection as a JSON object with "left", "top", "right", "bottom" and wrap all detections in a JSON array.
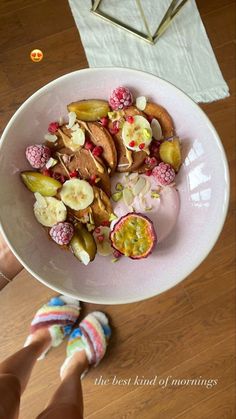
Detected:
[{"left": 0, "top": 67, "right": 230, "bottom": 304}]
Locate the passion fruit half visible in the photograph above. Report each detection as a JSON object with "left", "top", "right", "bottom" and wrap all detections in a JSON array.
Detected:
[{"left": 110, "top": 213, "right": 157, "bottom": 259}]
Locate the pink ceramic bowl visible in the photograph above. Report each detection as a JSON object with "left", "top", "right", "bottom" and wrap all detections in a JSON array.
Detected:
[{"left": 0, "top": 68, "right": 229, "bottom": 304}]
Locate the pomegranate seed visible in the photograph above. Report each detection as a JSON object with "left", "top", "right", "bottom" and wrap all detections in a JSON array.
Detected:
[
  {"left": 95, "top": 227, "right": 101, "bottom": 234},
  {"left": 109, "top": 126, "right": 119, "bottom": 135},
  {"left": 92, "top": 146, "right": 103, "bottom": 157},
  {"left": 59, "top": 175, "right": 65, "bottom": 183},
  {"left": 129, "top": 140, "right": 136, "bottom": 147},
  {"left": 48, "top": 122, "right": 59, "bottom": 134},
  {"left": 145, "top": 169, "right": 152, "bottom": 176},
  {"left": 150, "top": 157, "right": 157, "bottom": 166},
  {"left": 139, "top": 143, "right": 145, "bottom": 150},
  {"left": 84, "top": 140, "right": 94, "bottom": 151},
  {"left": 89, "top": 174, "right": 97, "bottom": 185},
  {"left": 126, "top": 116, "right": 134, "bottom": 124},
  {"left": 100, "top": 116, "right": 108, "bottom": 127},
  {"left": 113, "top": 250, "right": 122, "bottom": 258},
  {"left": 69, "top": 171, "right": 77, "bottom": 178},
  {"left": 97, "top": 234, "right": 104, "bottom": 242},
  {"left": 109, "top": 120, "right": 120, "bottom": 135},
  {"left": 41, "top": 168, "right": 51, "bottom": 177},
  {"left": 101, "top": 220, "right": 110, "bottom": 227},
  {"left": 147, "top": 115, "right": 154, "bottom": 123}
]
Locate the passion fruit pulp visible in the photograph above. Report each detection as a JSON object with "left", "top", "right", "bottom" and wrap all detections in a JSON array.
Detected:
[{"left": 110, "top": 213, "right": 157, "bottom": 259}]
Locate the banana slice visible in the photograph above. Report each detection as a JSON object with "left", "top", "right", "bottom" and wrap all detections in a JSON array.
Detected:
[
  {"left": 60, "top": 179, "right": 94, "bottom": 211},
  {"left": 122, "top": 115, "right": 152, "bottom": 152},
  {"left": 93, "top": 226, "right": 113, "bottom": 256},
  {"left": 33, "top": 193, "right": 67, "bottom": 227}
]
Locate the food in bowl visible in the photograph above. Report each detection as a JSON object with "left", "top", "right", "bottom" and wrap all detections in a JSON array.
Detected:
[{"left": 21, "top": 86, "right": 182, "bottom": 265}]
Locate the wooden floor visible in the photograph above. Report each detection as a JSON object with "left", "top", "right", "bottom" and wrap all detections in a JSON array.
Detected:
[{"left": 0, "top": 0, "right": 235, "bottom": 418}]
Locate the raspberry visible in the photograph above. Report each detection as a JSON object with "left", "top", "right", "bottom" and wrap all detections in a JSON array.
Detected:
[
  {"left": 139, "top": 143, "right": 145, "bottom": 150},
  {"left": 129, "top": 140, "right": 136, "bottom": 147},
  {"left": 49, "top": 222, "right": 74, "bottom": 245},
  {"left": 100, "top": 116, "right": 108, "bottom": 127},
  {"left": 26, "top": 144, "right": 51, "bottom": 169},
  {"left": 126, "top": 116, "right": 134, "bottom": 124},
  {"left": 48, "top": 122, "right": 59, "bottom": 134},
  {"left": 152, "top": 162, "right": 175, "bottom": 186},
  {"left": 109, "top": 86, "right": 133, "bottom": 110},
  {"left": 84, "top": 140, "right": 94, "bottom": 151},
  {"left": 92, "top": 146, "right": 103, "bottom": 157}
]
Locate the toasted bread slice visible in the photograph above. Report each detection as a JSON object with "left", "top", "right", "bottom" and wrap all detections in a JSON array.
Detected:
[
  {"left": 68, "top": 149, "right": 111, "bottom": 197},
  {"left": 74, "top": 186, "right": 113, "bottom": 227},
  {"left": 51, "top": 148, "right": 111, "bottom": 197},
  {"left": 87, "top": 122, "right": 117, "bottom": 173},
  {"left": 143, "top": 102, "right": 174, "bottom": 138}
]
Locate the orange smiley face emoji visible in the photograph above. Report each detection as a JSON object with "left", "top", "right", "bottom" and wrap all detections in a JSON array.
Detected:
[{"left": 30, "top": 49, "right": 43, "bottom": 63}]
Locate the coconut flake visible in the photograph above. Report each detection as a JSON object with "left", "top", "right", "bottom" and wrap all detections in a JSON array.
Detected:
[
  {"left": 133, "top": 176, "right": 146, "bottom": 196},
  {"left": 34, "top": 192, "right": 47, "bottom": 208},
  {"left": 66, "top": 111, "right": 77, "bottom": 129},
  {"left": 71, "top": 128, "right": 85, "bottom": 146},
  {"left": 151, "top": 118, "right": 162, "bottom": 140},
  {"left": 123, "top": 188, "right": 134, "bottom": 206},
  {"left": 71, "top": 123, "right": 80, "bottom": 131},
  {"left": 128, "top": 173, "right": 139, "bottom": 181},
  {"left": 45, "top": 157, "right": 58, "bottom": 169},
  {"left": 59, "top": 116, "right": 64, "bottom": 126},
  {"left": 136, "top": 96, "right": 147, "bottom": 111},
  {"left": 44, "top": 133, "right": 58, "bottom": 142},
  {"left": 140, "top": 178, "right": 151, "bottom": 197}
]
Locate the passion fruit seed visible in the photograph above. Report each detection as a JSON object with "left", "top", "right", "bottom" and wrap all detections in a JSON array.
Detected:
[{"left": 110, "top": 213, "right": 156, "bottom": 259}]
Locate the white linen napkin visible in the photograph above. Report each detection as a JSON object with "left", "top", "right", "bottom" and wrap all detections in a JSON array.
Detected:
[{"left": 68, "top": 0, "right": 229, "bottom": 103}]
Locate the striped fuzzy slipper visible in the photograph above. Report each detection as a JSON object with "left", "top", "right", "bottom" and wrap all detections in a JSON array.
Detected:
[
  {"left": 24, "top": 295, "right": 81, "bottom": 359},
  {"left": 60, "top": 311, "right": 111, "bottom": 378}
]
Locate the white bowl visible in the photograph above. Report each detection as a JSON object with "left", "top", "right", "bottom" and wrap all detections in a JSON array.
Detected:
[{"left": 0, "top": 68, "right": 229, "bottom": 304}]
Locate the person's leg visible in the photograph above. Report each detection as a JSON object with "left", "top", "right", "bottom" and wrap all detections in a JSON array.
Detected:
[
  {"left": 0, "top": 295, "right": 81, "bottom": 419},
  {"left": 37, "top": 311, "right": 111, "bottom": 419},
  {"left": 0, "top": 330, "right": 51, "bottom": 419},
  {"left": 36, "top": 351, "right": 88, "bottom": 419}
]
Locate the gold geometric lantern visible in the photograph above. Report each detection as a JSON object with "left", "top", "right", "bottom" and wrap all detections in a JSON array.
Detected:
[{"left": 91, "top": 0, "right": 190, "bottom": 45}]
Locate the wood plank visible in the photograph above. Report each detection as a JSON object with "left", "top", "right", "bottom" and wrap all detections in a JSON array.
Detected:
[
  {"left": 80, "top": 289, "right": 235, "bottom": 416},
  {"left": 174, "top": 384, "right": 235, "bottom": 419},
  {"left": 0, "top": 10, "right": 30, "bottom": 53},
  {"left": 0, "top": 269, "right": 193, "bottom": 419},
  {"left": 0, "top": 28, "right": 87, "bottom": 89},
  {"left": 17, "top": 0, "right": 75, "bottom": 42},
  {"left": 196, "top": 0, "right": 236, "bottom": 16},
  {"left": 85, "top": 335, "right": 235, "bottom": 418},
  {"left": 0, "top": 0, "right": 44, "bottom": 15},
  {"left": 199, "top": 3, "right": 236, "bottom": 49}
]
